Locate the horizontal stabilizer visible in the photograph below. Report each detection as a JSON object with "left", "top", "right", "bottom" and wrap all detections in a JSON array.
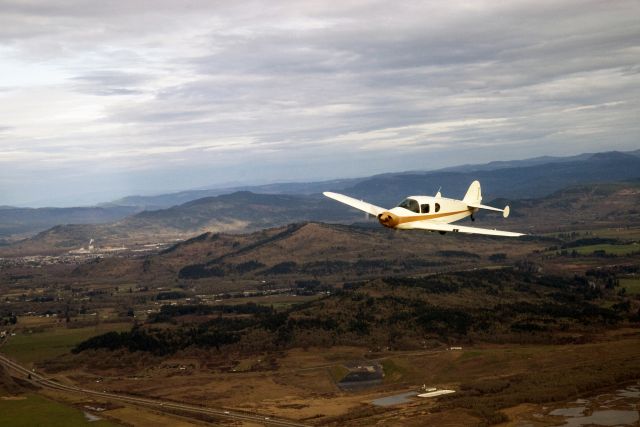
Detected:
[
  {"left": 467, "top": 203, "right": 511, "bottom": 218},
  {"left": 323, "top": 192, "right": 386, "bottom": 217}
]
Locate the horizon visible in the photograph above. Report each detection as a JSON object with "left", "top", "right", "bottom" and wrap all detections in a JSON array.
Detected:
[
  {"left": 1, "top": 1, "right": 639, "bottom": 207},
  {"left": 3, "top": 147, "right": 637, "bottom": 209}
]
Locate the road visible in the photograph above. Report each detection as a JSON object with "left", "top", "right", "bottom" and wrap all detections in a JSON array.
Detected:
[{"left": 0, "top": 352, "right": 309, "bottom": 427}]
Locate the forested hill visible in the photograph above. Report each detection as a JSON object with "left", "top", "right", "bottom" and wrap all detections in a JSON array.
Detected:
[{"left": 73, "top": 266, "right": 636, "bottom": 356}]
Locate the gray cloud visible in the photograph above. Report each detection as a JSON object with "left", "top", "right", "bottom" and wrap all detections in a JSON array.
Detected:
[{"left": 0, "top": 0, "right": 638, "bottom": 206}]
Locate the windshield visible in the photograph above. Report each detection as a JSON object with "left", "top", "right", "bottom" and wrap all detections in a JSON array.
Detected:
[{"left": 397, "top": 198, "right": 420, "bottom": 213}]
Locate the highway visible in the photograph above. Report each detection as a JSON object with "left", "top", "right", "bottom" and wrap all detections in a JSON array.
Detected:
[{"left": 0, "top": 351, "right": 310, "bottom": 427}]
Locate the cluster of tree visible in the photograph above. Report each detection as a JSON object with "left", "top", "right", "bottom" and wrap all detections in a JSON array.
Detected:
[
  {"left": 489, "top": 253, "right": 507, "bottom": 262},
  {"left": 30, "top": 295, "right": 56, "bottom": 303},
  {"left": 561, "top": 237, "right": 620, "bottom": 248},
  {"left": 234, "top": 260, "right": 266, "bottom": 273},
  {"left": 178, "top": 264, "right": 224, "bottom": 279},
  {"left": 72, "top": 322, "right": 241, "bottom": 355},
  {"left": 149, "top": 302, "right": 273, "bottom": 323},
  {"left": 264, "top": 261, "right": 297, "bottom": 275},
  {"left": 74, "top": 268, "right": 635, "bottom": 356},
  {"left": 156, "top": 291, "right": 188, "bottom": 301},
  {"left": 295, "top": 280, "right": 333, "bottom": 295},
  {"left": 585, "top": 268, "right": 620, "bottom": 289},
  {"left": 384, "top": 276, "right": 459, "bottom": 293},
  {"left": 436, "top": 250, "right": 480, "bottom": 259},
  {"left": 0, "top": 311, "right": 17, "bottom": 326},
  {"left": 178, "top": 256, "right": 445, "bottom": 280}
]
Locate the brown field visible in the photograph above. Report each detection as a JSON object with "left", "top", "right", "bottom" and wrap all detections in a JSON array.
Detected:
[{"left": 23, "top": 331, "right": 637, "bottom": 426}]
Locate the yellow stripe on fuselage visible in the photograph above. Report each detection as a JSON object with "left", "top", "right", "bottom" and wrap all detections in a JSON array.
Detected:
[{"left": 397, "top": 209, "right": 472, "bottom": 225}]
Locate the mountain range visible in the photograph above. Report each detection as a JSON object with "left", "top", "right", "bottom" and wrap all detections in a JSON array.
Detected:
[
  {"left": 3, "top": 177, "right": 639, "bottom": 258},
  {"left": 1, "top": 150, "right": 639, "bottom": 250},
  {"left": 30, "top": 177, "right": 640, "bottom": 288},
  {"left": 105, "top": 149, "right": 640, "bottom": 209}
]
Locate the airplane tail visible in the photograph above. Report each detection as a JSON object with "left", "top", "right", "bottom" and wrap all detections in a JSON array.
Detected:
[
  {"left": 463, "top": 180, "right": 482, "bottom": 205},
  {"left": 463, "top": 180, "right": 511, "bottom": 218}
]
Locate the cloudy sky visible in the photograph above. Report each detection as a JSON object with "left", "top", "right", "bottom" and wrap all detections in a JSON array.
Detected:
[{"left": 1, "top": 0, "right": 639, "bottom": 206}]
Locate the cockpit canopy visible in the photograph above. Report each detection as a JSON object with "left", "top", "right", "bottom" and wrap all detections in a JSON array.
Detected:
[{"left": 397, "top": 198, "right": 420, "bottom": 213}]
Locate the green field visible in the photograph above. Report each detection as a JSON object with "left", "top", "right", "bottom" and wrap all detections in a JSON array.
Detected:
[
  {"left": 381, "top": 359, "right": 408, "bottom": 383},
  {"left": 572, "top": 243, "right": 639, "bottom": 256},
  {"left": 589, "top": 228, "right": 640, "bottom": 240},
  {"left": 0, "top": 394, "right": 119, "bottom": 427},
  {"left": 1, "top": 323, "right": 130, "bottom": 365},
  {"left": 328, "top": 364, "right": 350, "bottom": 382},
  {"left": 621, "top": 278, "right": 640, "bottom": 295},
  {"left": 546, "top": 228, "right": 640, "bottom": 240}
]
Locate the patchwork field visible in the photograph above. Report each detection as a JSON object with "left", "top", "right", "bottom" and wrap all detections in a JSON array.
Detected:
[
  {"left": 621, "top": 278, "right": 640, "bottom": 295},
  {"left": 2, "top": 323, "right": 131, "bottom": 366},
  {"left": 573, "top": 243, "right": 640, "bottom": 256},
  {"left": 0, "top": 394, "right": 119, "bottom": 427}
]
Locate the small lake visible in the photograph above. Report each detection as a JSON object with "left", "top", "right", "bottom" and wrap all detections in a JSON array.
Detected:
[
  {"left": 371, "top": 392, "right": 417, "bottom": 407},
  {"left": 525, "top": 382, "right": 640, "bottom": 427},
  {"left": 561, "top": 409, "right": 638, "bottom": 427}
]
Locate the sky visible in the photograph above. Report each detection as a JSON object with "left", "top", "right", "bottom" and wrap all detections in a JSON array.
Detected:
[{"left": 0, "top": 0, "right": 639, "bottom": 207}]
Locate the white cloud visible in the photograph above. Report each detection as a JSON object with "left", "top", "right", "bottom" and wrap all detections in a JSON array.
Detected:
[{"left": 0, "top": 0, "right": 639, "bottom": 205}]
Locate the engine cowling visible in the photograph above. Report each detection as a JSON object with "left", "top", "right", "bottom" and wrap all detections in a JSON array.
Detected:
[{"left": 378, "top": 211, "right": 400, "bottom": 228}]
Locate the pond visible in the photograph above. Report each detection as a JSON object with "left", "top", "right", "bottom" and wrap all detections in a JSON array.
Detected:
[{"left": 371, "top": 392, "right": 418, "bottom": 407}]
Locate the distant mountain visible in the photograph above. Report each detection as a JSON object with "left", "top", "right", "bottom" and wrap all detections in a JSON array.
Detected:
[
  {"left": 4, "top": 178, "right": 639, "bottom": 257},
  {"left": 107, "top": 177, "right": 364, "bottom": 210},
  {"left": 57, "top": 180, "right": 640, "bottom": 286},
  {"left": 2, "top": 192, "right": 362, "bottom": 255},
  {"left": 0, "top": 205, "right": 140, "bottom": 241},
  {"left": 338, "top": 151, "right": 640, "bottom": 206},
  {"left": 105, "top": 149, "right": 640, "bottom": 210},
  {"left": 438, "top": 152, "right": 595, "bottom": 173},
  {"left": 119, "top": 191, "right": 360, "bottom": 233},
  {"left": 2, "top": 149, "right": 639, "bottom": 246}
]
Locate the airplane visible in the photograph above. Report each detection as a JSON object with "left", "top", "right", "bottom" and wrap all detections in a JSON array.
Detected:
[{"left": 323, "top": 180, "right": 524, "bottom": 237}]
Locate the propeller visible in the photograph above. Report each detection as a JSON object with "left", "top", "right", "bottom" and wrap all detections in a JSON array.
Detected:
[{"left": 378, "top": 211, "right": 400, "bottom": 228}]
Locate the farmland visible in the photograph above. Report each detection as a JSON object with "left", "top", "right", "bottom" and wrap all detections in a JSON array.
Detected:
[{"left": 0, "top": 394, "right": 119, "bottom": 427}]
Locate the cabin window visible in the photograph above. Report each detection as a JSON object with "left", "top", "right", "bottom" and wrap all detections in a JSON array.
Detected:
[
  {"left": 398, "top": 198, "right": 420, "bottom": 213},
  {"left": 421, "top": 204, "right": 430, "bottom": 214},
  {"left": 435, "top": 203, "right": 441, "bottom": 213}
]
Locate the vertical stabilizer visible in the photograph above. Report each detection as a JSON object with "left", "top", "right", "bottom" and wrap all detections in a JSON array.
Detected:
[{"left": 463, "top": 180, "right": 482, "bottom": 205}]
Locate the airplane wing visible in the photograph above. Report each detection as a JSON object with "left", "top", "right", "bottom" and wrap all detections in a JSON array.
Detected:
[
  {"left": 323, "top": 192, "right": 386, "bottom": 217},
  {"left": 408, "top": 220, "right": 525, "bottom": 237}
]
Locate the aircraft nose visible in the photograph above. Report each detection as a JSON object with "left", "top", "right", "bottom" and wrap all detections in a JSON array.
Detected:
[{"left": 378, "top": 211, "right": 399, "bottom": 228}]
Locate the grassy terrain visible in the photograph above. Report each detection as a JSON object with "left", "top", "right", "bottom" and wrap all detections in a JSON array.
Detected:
[
  {"left": 0, "top": 394, "right": 119, "bottom": 427},
  {"left": 214, "top": 294, "right": 321, "bottom": 309},
  {"left": 620, "top": 277, "right": 640, "bottom": 295},
  {"left": 572, "top": 243, "right": 639, "bottom": 255},
  {"left": 380, "top": 359, "right": 408, "bottom": 383},
  {"left": 546, "top": 227, "right": 640, "bottom": 240},
  {"left": 328, "top": 364, "right": 350, "bottom": 382},
  {"left": 2, "top": 323, "right": 130, "bottom": 365},
  {"left": 581, "top": 227, "right": 640, "bottom": 240}
]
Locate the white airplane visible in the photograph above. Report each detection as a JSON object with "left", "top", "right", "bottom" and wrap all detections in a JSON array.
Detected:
[{"left": 323, "top": 180, "right": 524, "bottom": 237}]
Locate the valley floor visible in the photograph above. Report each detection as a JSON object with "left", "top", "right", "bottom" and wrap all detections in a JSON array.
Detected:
[{"left": 3, "top": 327, "right": 640, "bottom": 426}]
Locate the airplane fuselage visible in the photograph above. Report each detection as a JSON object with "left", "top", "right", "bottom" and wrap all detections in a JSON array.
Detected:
[{"left": 378, "top": 195, "right": 476, "bottom": 229}]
